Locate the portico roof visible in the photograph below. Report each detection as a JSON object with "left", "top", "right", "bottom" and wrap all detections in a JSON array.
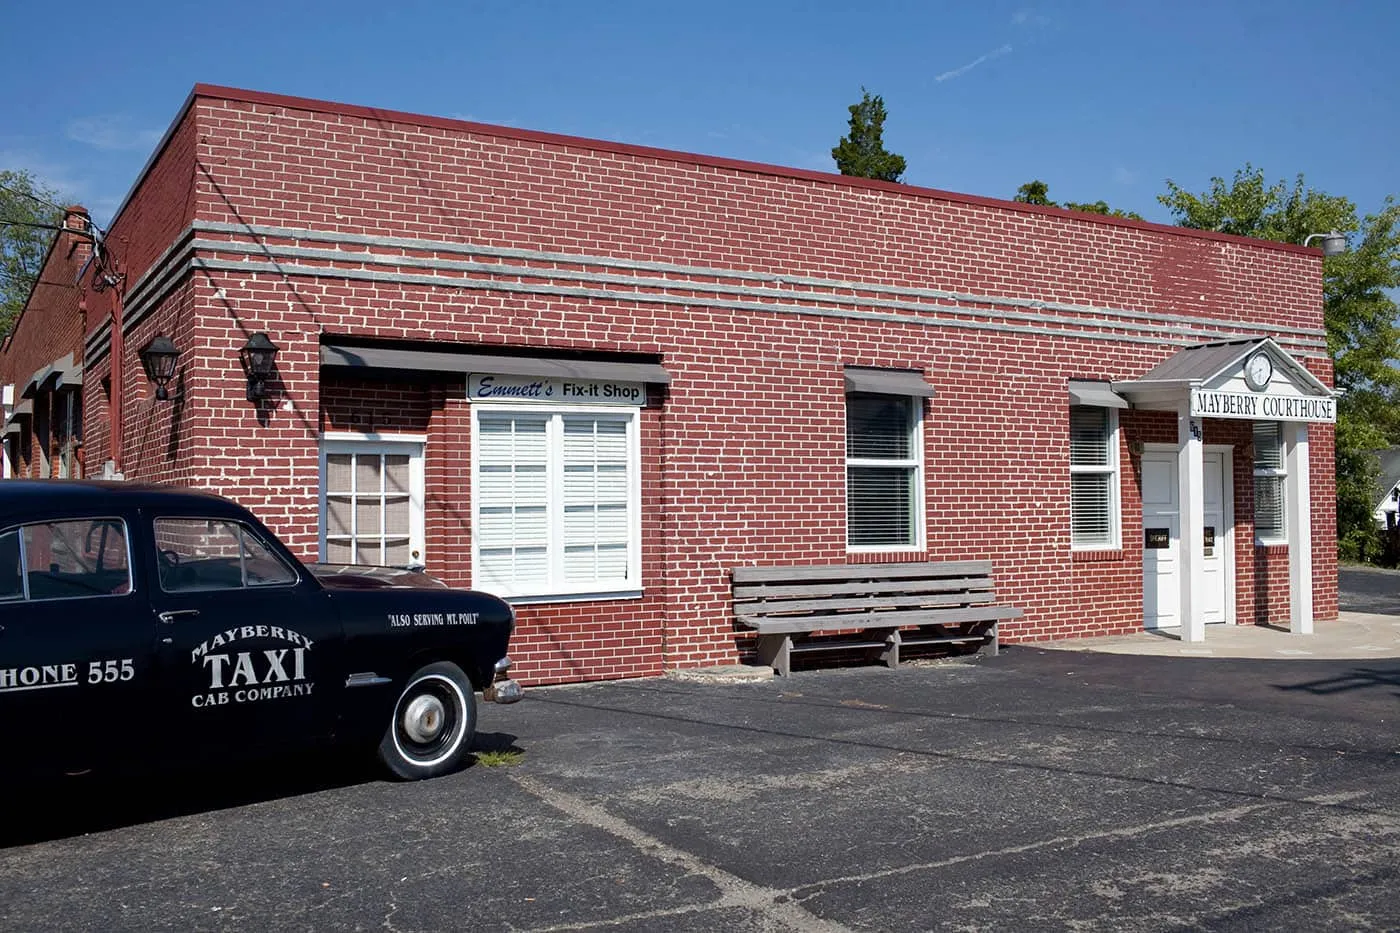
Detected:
[{"left": 1111, "top": 337, "right": 1336, "bottom": 418}]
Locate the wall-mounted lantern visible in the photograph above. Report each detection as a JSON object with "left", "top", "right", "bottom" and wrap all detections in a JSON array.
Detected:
[
  {"left": 138, "top": 335, "right": 181, "bottom": 401},
  {"left": 238, "top": 332, "right": 280, "bottom": 400}
]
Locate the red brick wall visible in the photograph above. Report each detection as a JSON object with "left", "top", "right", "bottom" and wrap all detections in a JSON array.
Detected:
[
  {"left": 81, "top": 109, "right": 199, "bottom": 478},
  {"left": 1, "top": 212, "right": 92, "bottom": 477},
  {"left": 82, "top": 87, "right": 1336, "bottom": 683}
]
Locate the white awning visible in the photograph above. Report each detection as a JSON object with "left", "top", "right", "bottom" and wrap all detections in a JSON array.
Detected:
[
  {"left": 1068, "top": 380, "right": 1128, "bottom": 409},
  {"left": 844, "top": 367, "right": 935, "bottom": 397}
]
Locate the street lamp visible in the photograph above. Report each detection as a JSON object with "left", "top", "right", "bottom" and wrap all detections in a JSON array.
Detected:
[{"left": 1303, "top": 231, "right": 1347, "bottom": 256}]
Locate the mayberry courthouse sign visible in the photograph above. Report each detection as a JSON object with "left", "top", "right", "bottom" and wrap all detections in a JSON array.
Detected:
[{"left": 1189, "top": 389, "right": 1336, "bottom": 423}]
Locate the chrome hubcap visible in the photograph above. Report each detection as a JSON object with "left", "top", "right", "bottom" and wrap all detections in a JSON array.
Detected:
[{"left": 402, "top": 694, "right": 446, "bottom": 744}]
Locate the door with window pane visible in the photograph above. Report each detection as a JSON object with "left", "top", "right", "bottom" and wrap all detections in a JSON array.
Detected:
[{"left": 321, "top": 442, "right": 425, "bottom": 567}]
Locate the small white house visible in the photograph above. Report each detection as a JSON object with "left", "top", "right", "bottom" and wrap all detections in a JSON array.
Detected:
[{"left": 1371, "top": 448, "right": 1400, "bottom": 529}]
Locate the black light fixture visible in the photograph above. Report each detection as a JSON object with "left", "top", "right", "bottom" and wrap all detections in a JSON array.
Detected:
[
  {"left": 138, "top": 335, "right": 181, "bottom": 401},
  {"left": 239, "top": 332, "right": 280, "bottom": 400}
]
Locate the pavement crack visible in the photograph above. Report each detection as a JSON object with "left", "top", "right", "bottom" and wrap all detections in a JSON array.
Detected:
[
  {"left": 792, "top": 790, "right": 1387, "bottom": 899},
  {"left": 509, "top": 773, "right": 851, "bottom": 932}
]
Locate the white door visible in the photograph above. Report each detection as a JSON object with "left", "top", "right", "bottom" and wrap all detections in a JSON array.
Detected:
[{"left": 1142, "top": 449, "right": 1230, "bottom": 629}]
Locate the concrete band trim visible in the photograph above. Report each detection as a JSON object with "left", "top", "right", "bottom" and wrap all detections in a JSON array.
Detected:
[
  {"left": 84, "top": 220, "right": 1331, "bottom": 367},
  {"left": 187, "top": 239, "right": 1331, "bottom": 349},
  {"left": 86, "top": 254, "right": 1334, "bottom": 367},
  {"left": 190, "top": 220, "right": 1327, "bottom": 341}
]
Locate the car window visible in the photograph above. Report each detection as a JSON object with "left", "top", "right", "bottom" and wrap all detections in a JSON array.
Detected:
[
  {"left": 155, "top": 518, "right": 296, "bottom": 592},
  {"left": 0, "top": 530, "right": 21, "bottom": 601},
  {"left": 0, "top": 519, "right": 133, "bottom": 602}
]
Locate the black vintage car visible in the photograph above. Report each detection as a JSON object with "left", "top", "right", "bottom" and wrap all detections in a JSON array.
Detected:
[{"left": 0, "top": 481, "right": 521, "bottom": 782}]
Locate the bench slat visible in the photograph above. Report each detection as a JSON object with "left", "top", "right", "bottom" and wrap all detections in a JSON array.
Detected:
[
  {"left": 731, "top": 560, "right": 992, "bottom": 585},
  {"left": 736, "top": 590, "right": 996, "bottom": 615},
  {"left": 734, "top": 576, "right": 996, "bottom": 601},
  {"left": 789, "top": 639, "right": 891, "bottom": 653},
  {"left": 739, "top": 605, "right": 1020, "bottom": 634}
]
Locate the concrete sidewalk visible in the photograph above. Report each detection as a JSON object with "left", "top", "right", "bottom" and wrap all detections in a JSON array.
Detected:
[{"left": 1037, "top": 611, "right": 1400, "bottom": 660}]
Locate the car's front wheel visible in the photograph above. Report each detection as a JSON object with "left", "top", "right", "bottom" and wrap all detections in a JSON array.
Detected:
[{"left": 378, "top": 661, "right": 477, "bottom": 780}]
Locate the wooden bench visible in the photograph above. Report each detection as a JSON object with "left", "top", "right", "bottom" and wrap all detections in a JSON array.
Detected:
[{"left": 732, "top": 560, "right": 1022, "bottom": 676}]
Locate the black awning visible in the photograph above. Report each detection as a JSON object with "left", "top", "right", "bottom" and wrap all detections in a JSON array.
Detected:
[{"left": 321, "top": 344, "right": 671, "bottom": 384}]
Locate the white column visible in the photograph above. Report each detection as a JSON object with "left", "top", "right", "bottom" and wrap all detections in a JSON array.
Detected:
[
  {"left": 1178, "top": 403, "right": 1206, "bottom": 642},
  {"left": 1, "top": 384, "right": 10, "bottom": 479},
  {"left": 1285, "top": 422, "right": 1314, "bottom": 635}
]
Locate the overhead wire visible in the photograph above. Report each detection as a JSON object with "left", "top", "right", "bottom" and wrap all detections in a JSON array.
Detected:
[{"left": 0, "top": 180, "right": 70, "bottom": 215}]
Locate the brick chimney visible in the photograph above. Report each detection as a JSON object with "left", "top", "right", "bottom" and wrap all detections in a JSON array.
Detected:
[{"left": 62, "top": 206, "right": 93, "bottom": 264}]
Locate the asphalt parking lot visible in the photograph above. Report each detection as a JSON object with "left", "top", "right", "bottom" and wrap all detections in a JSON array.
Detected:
[{"left": 4, "top": 639, "right": 1400, "bottom": 932}]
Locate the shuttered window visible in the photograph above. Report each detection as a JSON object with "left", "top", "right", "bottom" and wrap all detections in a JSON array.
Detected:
[
  {"left": 320, "top": 440, "right": 426, "bottom": 568},
  {"left": 474, "top": 408, "right": 638, "bottom": 598},
  {"left": 1253, "top": 422, "right": 1286, "bottom": 542},
  {"left": 846, "top": 393, "right": 922, "bottom": 550},
  {"left": 1069, "top": 406, "right": 1119, "bottom": 548}
]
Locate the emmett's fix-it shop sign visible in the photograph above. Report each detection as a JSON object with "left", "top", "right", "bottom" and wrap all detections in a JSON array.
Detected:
[{"left": 468, "top": 374, "right": 645, "bottom": 406}]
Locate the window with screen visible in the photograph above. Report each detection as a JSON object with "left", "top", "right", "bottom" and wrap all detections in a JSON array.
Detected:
[
  {"left": 1253, "top": 422, "right": 1286, "bottom": 542},
  {"left": 1069, "top": 406, "right": 1119, "bottom": 548},
  {"left": 846, "top": 393, "right": 922, "bottom": 550},
  {"left": 474, "top": 408, "right": 638, "bottom": 598}
]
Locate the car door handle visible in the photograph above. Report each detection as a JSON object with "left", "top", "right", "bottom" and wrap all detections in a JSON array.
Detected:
[{"left": 157, "top": 609, "right": 200, "bottom": 624}]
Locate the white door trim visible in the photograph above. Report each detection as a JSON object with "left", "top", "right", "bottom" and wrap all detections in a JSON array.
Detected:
[
  {"left": 1204, "top": 444, "right": 1236, "bottom": 626},
  {"left": 1141, "top": 443, "right": 1235, "bottom": 629}
]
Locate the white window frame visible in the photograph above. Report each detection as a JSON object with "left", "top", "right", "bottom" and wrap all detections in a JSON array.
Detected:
[
  {"left": 471, "top": 403, "right": 642, "bottom": 601},
  {"left": 1069, "top": 406, "right": 1121, "bottom": 550},
  {"left": 845, "top": 393, "right": 926, "bottom": 553},
  {"left": 1253, "top": 421, "right": 1287, "bottom": 544},
  {"left": 318, "top": 433, "right": 427, "bottom": 567}
]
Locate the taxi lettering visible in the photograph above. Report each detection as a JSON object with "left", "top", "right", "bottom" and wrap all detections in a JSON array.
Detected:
[
  {"left": 190, "top": 627, "right": 316, "bottom": 709},
  {"left": 0, "top": 663, "right": 80, "bottom": 693}
]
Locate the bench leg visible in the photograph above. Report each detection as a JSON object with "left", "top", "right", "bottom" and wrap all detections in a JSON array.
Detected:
[
  {"left": 988, "top": 621, "right": 999, "bottom": 657},
  {"left": 756, "top": 633, "right": 792, "bottom": 676},
  {"left": 879, "top": 629, "right": 901, "bottom": 669}
]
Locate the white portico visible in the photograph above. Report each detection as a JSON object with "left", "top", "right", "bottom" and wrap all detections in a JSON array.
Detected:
[{"left": 1113, "top": 338, "right": 1337, "bottom": 642}]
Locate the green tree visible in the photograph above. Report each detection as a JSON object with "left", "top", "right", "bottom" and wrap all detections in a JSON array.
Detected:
[
  {"left": 0, "top": 170, "right": 65, "bottom": 339},
  {"left": 1014, "top": 180, "right": 1054, "bottom": 206},
  {"left": 1159, "top": 164, "right": 1400, "bottom": 562},
  {"left": 832, "top": 88, "right": 906, "bottom": 182},
  {"left": 1013, "top": 179, "right": 1143, "bottom": 220}
]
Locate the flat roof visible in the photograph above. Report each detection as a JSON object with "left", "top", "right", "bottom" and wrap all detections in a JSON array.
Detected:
[{"left": 107, "top": 82, "right": 1322, "bottom": 261}]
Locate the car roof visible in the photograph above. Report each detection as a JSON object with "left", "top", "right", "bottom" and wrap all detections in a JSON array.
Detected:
[{"left": 0, "top": 480, "right": 244, "bottom": 517}]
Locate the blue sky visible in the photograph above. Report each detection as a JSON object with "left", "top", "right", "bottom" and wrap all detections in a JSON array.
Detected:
[{"left": 3, "top": 0, "right": 1397, "bottom": 230}]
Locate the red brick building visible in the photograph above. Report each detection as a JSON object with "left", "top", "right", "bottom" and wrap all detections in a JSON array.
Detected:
[{"left": 1, "top": 85, "right": 1339, "bottom": 685}]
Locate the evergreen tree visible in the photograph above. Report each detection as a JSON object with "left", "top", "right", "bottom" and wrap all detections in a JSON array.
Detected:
[
  {"left": 831, "top": 89, "right": 906, "bottom": 183},
  {"left": 1013, "top": 179, "right": 1142, "bottom": 220}
]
